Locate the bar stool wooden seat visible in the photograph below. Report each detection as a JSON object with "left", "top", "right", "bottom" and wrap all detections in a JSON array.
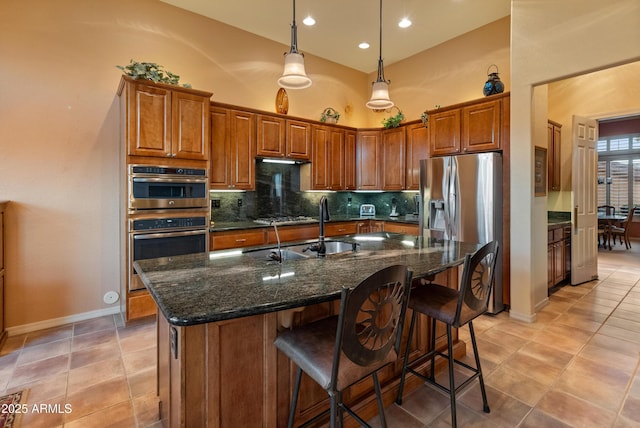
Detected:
[
  {"left": 274, "top": 265, "right": 413, "bottom": 428},
  {"left": 396, "top": 241, "right": 499, "bottom": 428}
]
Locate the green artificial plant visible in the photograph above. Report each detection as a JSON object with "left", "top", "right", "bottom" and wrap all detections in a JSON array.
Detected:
[
  {"left": 117, "top": 60, "right": 192, "bottom": 88},
  {"left": 382, "top": 108, "right": 405, "bottom": 129}
]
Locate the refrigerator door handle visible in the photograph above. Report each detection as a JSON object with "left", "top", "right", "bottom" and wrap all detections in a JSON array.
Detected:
[
  {"left": 448, "top": 157, "right": 458, "bottom": 240},
  {"left": 443, "top": 160, "right": 451, "bottom": 239}
]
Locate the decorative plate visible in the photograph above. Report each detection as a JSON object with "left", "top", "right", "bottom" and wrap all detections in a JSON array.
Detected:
[{"left": 275, "top": 88, "right": 289, "bottom": 114}]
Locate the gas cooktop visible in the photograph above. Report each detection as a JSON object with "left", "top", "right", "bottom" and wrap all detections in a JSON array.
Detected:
[{"left": 253, "top": 216, "right": 316, "bottom": 225}]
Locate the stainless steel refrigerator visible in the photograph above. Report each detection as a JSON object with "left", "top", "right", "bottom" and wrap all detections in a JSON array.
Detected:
[{"left": 419, "top": 152, "right": 504, "bottom": 313}]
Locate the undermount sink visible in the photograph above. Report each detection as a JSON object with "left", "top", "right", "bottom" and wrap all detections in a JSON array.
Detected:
[
  {"left": 288, "top": 241, "right": 358, "bottom": 256},
  {"left": 243, "top": 248, "right": 309, "bottom": 261},
  {"left": 243, "top": 241, "right": 357, "bottom": 262}
]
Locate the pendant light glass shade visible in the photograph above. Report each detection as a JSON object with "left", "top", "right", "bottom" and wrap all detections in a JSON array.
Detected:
[
  {"left": 278, "top": 0, "right": 311, "bottom": 89},
  {"left": 366, "top": 68, "right": 394, "bottom": 109},
  {"left": 278, "top": 52, "right": 311, "bottom": 89},
  {"left": 367, "top": 0, "right": 393, "bottom": 110}
]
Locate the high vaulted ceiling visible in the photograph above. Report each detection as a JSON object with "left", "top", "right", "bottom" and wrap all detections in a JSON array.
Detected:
[{"left": 159, "top": 0, "right": 511, "bottom": 73}]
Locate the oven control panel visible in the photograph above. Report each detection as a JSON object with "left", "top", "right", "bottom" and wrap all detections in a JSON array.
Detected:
[
  {"left": 132, "top": 216, "right": 208, "bottom": 231},
  {"left": 130, "top": 165, "right": 206, "bottom": 176}
]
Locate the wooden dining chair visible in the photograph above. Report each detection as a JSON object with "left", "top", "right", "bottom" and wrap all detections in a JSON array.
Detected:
[
  {"left": 598, "top": 205, "right": 616, "bottom": 216},
  {"left": 598, "top": 205, "right": 616, "bottom": 248},
  {"left": 610, "top": 207, "right": 636, "bottom": 249}
]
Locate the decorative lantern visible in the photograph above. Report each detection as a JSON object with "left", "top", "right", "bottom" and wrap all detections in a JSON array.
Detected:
[{"left": 483, "top": 64, "right": 504, "bottom": 96}]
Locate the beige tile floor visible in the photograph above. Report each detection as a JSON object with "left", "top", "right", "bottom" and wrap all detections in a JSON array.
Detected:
[{"left": 1, "top": 239, "right": 639, "bottom": 427}]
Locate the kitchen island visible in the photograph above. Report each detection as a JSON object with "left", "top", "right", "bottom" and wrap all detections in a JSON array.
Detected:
[{"left": 135, "top": 232, "right": 481, "bottom": 427}]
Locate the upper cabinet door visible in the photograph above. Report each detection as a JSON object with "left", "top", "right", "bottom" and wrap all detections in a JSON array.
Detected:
[
  {"left": 122, "top": 78, "right": 210, "bottom": 160},
  {"left": 381, "top": 127, "right": 406, "bottom": 190},
  {"left": 230, "top": 110, "right": 256, "bottom": 190},
  {"left": 429, "top": 109, "right": 461, "bottom": 156},
  {"left": 344, "top": 130, "right": 357, "bottom": 190},
  {"left": 356, "top": 130, "right": 381, "bottom": 190},
  {"left": 210, "top": 107, "right": 231, "bottom": 188},
  {"left": 172, "top": 91, "right": 209, "bottom": 160},
  {"left": 127, "top": 82, "right": 172, "bottom": 158},
  {"left": 210, "top": 107, "right": 255, "bottom": 190},
  {"left": 406, "top": 123, "right": 429, "bottom": 190},
  {"left": 286, "top": 120, "right": 311, "bottom": 160},
  {"left": 461, "top": 99, "right": 501, "bottom": 153},
  {"left": 310, "top": 125, "right": 330, "bottom": 189},
  {"left": 328, "top": 128, "right": 345, "bottom": 190},
  {"left": 256, "top": 114, "right": 286, "bottom": 158}
]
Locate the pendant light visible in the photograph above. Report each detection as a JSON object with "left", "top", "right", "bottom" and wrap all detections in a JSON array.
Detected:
[
  {"left": 278, "top": 0, "right": 312, "bottom": 89},
  {"left": 366, "top": 0, "right": 394, "bottom": 110}
]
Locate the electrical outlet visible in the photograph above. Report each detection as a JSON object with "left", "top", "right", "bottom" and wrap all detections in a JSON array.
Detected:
[
  {"left": 211, "top": 199, "right": 221, "bottom": 208},
  {"left": 237, "top": 199, "right": 243, "bottom": 207}
]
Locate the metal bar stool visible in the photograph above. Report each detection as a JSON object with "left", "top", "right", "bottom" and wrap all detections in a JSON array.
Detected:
[
  {"left": 274, "top": 265, "right": 413, "bottom": 428},
  {"left": 396, "top": 241, "right": 499, "bottom": 427}
]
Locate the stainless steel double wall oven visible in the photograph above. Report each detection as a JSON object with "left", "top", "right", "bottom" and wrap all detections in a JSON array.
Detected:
[{"left": 127, "top": 165, "right": 209, "bottom": 291}]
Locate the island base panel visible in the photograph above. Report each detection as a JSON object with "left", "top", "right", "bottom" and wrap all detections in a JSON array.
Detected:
[{"left": 156, "top": 267, "right": 466, "bottom": 427}]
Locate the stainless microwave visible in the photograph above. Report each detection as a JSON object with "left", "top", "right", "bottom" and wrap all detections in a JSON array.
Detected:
[{"left": 128, "top": 165, "right": 208, "bottom": 210}]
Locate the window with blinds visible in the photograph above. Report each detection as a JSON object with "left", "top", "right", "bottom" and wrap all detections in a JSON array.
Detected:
[{"left": 597, "top": 133, "right": 640, "bottom": 215}]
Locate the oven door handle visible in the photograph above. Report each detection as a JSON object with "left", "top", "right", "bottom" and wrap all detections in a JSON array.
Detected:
[
  {"left": 132, "top": 177, "right": 208, "bottom": 184},
  {"left": 133, "top": 229, "right": 208, "bottom": 240}
]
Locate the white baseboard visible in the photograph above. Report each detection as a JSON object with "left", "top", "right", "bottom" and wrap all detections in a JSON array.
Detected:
[{"left": 6, "top": 307, "right": 122, "bottom": 337}]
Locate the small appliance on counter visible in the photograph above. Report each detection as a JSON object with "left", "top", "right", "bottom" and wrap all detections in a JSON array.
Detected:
[
  {"left": 359, "top": 204, "right": 375, "bottom": 217},
  {"left": 390, "top": 198, "right": 399, "bottom": 217}
]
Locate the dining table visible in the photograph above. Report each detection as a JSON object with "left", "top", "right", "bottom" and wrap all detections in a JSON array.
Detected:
[{"left": 598, "top": 213, "right": 627, "bottom": 250}]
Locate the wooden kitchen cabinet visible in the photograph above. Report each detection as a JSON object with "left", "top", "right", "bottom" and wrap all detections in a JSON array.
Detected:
[
  {"left": 303, "top": 125, "right": 345, "bottom": 190},
  {"left": 118, "top": 76, "right": 211, "bottom": 161},
  {"left": 325, "top": 221, "right": 358, "bottom": 237},
  {"left": 356, "top": 220, "right": 384, "bottom": 234},
  {"left": 210, "top": 229, "right": 266, "bottom": 250},
  {"left": 548, "top": 120, "right": 562, "bottom": 191},
  {"left": 267, "top": 224, "right": 318, "bottom": 244},
  {"left": 548, "top": 225, "right": 571, "bottom": 289},
  {"left": 405, "top": 122, "right": 429, "bottom": 190},
  {"left": 356, "top": 130, "right": 381, "bottom": 190},
  {"left": 429, "top": 109, "right": 461, "bottom": 156},
  {"left": 256, "top": 114, "right": 285, "bottom": 157},
  {"left": 256, "top": 115, "right": 311, "bottom": 161},
  {"left": 428, "top": 93, "right": 507, "bottom": 156},
  {"left": 287, "top": 119, "right": 312, "bottom": 160},
  {"left": 344, "top": 130, "right": 357, "bottom": 190},
  {"left": 381, "top": 127, "right": 406, "bottom": 190},
  {"left": 461, "top": 99, "right": 502, "bottom": 153},
  {"left": 384, "top": 222, "right": 419, "bottom": 235},
  {"left": 210, "top": 107, "right": 256, "bottom": 190}
]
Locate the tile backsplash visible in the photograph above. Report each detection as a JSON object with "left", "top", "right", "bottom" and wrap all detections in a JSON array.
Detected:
[
  {"left": 209, "top": 190, "right": 420, "bottom": 223},
  {"left": 210, "top": 161, "right": 420, "bottom": 223}
]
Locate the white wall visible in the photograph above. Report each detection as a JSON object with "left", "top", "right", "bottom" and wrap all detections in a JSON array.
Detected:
[
  {"left": 547, "top": 61, "right": 640, "bottom": 212},
  {"left": 510, "top": 0, "right": 640, "bottom": 321}
]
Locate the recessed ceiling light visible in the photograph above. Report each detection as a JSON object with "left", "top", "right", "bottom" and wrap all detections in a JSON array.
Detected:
[
  {"left": 303, "top": 16, "right": 315, "bottom": 26},
  {"left": 358, "top": 42, "right": 370, "bottom": 49},
  {"left": 398, "top": 18, "right": 412, "bottom": 28}
]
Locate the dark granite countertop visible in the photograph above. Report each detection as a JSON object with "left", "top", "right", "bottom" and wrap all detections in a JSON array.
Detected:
[
  {"left": 134, "top": 232, "right": 480, "bottom": 327},
  {"left": 210, "top": 215, "right": 419, "bottom": 232},
  {"left": 548, "top": 211, "right": 571, "bottom": 229}
]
